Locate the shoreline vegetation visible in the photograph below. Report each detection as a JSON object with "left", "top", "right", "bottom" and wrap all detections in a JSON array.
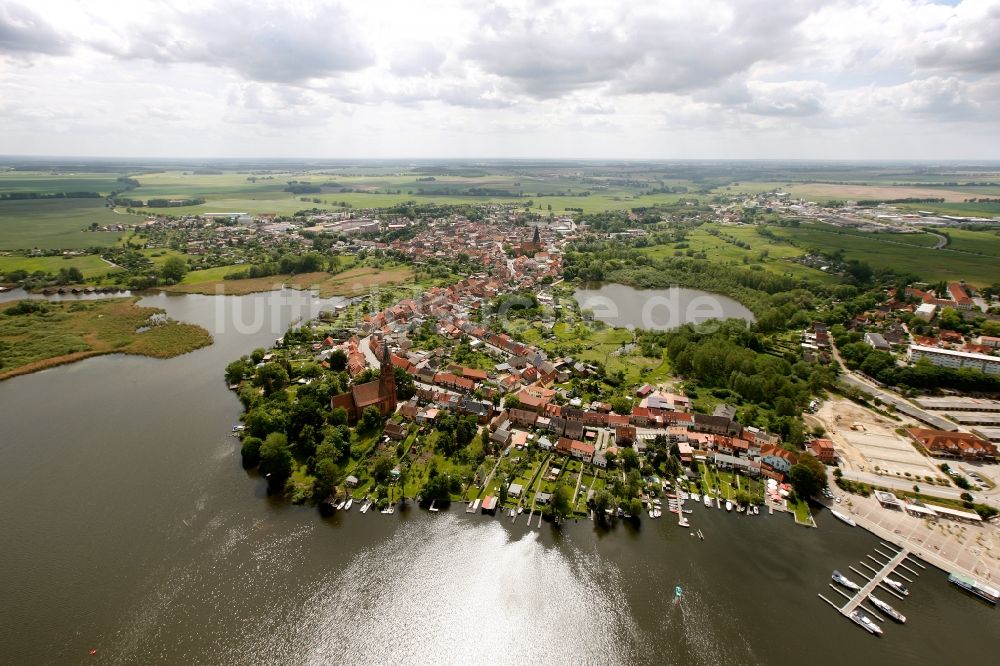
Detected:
[
  {"left": 0, "top": 297, "right": 212, "bottom": 381},
  {"left": 163, "top": 264, "right": 414, "bottom": 297}
]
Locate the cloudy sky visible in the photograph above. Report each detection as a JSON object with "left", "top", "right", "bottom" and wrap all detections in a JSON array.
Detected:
[{"left": 1, "top": 0, "right": 999, "bottom": 159}]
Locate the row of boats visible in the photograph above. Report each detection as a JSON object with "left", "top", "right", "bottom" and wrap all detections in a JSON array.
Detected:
[
  {"left": 832, "top": 569, "right": 909, "bottom": 635},
  {"left": 329, "top": 497, "right": 394, "bottom": 515}
]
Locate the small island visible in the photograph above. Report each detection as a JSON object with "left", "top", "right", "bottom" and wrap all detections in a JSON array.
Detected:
[{"left": 0, "top": 297, "right": 212, "bottom": 380}]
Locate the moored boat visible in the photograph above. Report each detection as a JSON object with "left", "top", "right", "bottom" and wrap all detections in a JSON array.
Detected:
[
  {"left": 849, "top": 610, "right": 883, "bottom": 636},
  {"left": 725, "top": 501, "right": 733, "bottom": 512},
  {"left": 360, "top": 500, "right": 371, "bottom": 514},
  {"left": 335, "top": 499, "right": 346, "bottom": 511},
  {"left": 832, "top": 570, "right": 861, "bottom": 591},
  {"left": 868, "top": 594, "right": 906, "bottom": 623},
  {"left": 884, "top": 577, "right": 908, "bottom": 597},
  {"left": 948, "top": 572, "right": 1000, "bottom": 604},
  {"left": 344, "top": 498, "right": 353, "bottom": 511},
  {"left": 831, "top": 509, "right": 857, "bottom": 527},
  {"left": 703, "top": 495, "right": 712, "bottom": 508}
]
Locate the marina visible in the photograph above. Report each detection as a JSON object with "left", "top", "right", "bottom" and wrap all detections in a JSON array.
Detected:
[{"left": 819, "top": 543, "right": 923, "bottom": 636}]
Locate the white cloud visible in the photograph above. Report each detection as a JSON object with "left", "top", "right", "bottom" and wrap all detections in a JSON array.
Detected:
[{"left": 0, "top": 0, "right": 998, "bottom": 158}]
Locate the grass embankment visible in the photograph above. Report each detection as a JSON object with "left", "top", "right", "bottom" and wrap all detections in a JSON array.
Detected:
[
  {"left": 164, "top": 265, "right": 415, "bottom": 297},
  {"left": 0, "top": 297, "right": 212, "bottom": 381}
]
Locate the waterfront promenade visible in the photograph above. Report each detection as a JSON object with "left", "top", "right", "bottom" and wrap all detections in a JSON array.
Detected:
[{"left": 820, "top": 493, "right": 1000, "bottom": 583}]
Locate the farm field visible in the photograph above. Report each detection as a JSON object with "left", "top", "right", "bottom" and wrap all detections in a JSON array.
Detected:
[
  {"left": 942, "top": 228, "right": 1000, "bottom": 258},
  {"left": 896, "top": 201, "right": 1000, "bottom": 218},
  {"left": 720, "top": 180, "right": 1000, "bottom": 202},
  {"left": 0, "top": 198, "right": 126, "bottom": 250},
  {"left": 767, "top": 222, "right": 1000, "bottom": 285},
  {"left": 0, "top": 171, "right": 127, "bottom": 194},
  {"left": 0, "top": 253, "right": 118, "bottom": 279}
]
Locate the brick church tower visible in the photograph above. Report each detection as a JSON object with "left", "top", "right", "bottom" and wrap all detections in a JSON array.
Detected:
[{"left": 379, "top": 341, "right": 396, "bottom": 407}]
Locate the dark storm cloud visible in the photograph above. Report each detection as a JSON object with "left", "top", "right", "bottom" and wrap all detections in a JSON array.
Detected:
[
  {"left": 90, "top": 1, "right": 374, "bottom": 83},
  {"left": 0, "top": 2, "right": 69, "bottom": 55}
]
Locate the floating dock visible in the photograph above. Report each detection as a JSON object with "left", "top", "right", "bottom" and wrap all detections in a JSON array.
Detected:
[{"left": 818, "top": 544, "right": 922, "bottom": 634}]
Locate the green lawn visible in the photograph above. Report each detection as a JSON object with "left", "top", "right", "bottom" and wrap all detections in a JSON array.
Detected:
[{"left": 0, "top": 198, "right": 127, "bottom": 250}]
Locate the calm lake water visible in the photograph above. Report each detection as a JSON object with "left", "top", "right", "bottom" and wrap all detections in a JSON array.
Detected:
[
  {"left": 1, "top": 291, "right": 996, "bottom": 665},
  {"left": 574, "top": 283, "right": 755, "bottom": 329}
]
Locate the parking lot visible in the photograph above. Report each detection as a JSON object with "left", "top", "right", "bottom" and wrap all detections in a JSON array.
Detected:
[{"left": 813, "top": 398, "right": 943, "bottom": 481}]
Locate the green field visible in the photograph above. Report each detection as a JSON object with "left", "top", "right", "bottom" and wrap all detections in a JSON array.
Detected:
[
  {"left": 768, "top": 222, "right": 1000, "bottom": 286},
  {"left": 639, "top": 223, "right": 842, "bottom": 284},
  {"left": 0, "top": 253, "right": 118, "bottom": 279},
  {"left": 0, "top": 198, "right": 126, "bottom": 250},
  {"left": 0, "top": 171, "right": 127, "bottom": 194},
  {"left": 943, "top": 228, "right": 1000, "bottom": 258}
]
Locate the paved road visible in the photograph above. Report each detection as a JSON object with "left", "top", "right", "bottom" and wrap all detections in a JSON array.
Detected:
[{"left": 831, "top": 342, "right": 958, "bottom": 431}]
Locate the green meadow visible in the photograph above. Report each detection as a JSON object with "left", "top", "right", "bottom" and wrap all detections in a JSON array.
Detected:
[
  {"left": 0, "top": 198, "right": 126, "bottom": 250},
  {"left": 767, "top": 222, "right": 1000, "bottom": 286}
]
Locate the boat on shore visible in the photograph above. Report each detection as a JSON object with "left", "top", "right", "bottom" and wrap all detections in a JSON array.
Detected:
[
  {"left": 948, "top": 572, "right": 1000, "bottom": 604},
  {"left": 883, "top": 577, "right": 908, "bottom": 596},
  {"left": 849, "top": 610, "right": 883, "bottom": 636},
  {"left": 868, "top": 594, "right": 906, "bottom": 623},
  {"left": 833, "top": 570, "right": 861, "bottom": 591},
  {"left": 831, "top": 509, "right": 857, "bottom": 527}
]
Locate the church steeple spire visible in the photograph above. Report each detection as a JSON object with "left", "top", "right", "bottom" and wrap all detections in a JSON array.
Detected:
[
  {"left": 379, "top": 340, "right": 396, "bottom": 403},
  {"left": 532, "top": 225, "right": 540, "bottom": 246}
]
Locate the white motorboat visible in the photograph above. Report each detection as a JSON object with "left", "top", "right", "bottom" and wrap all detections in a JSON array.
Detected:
[
  {"left": 725, "top": 501, "right": 733, "bottom": 512},
  {"left": 868, "top": 594, "right": 906, "bottom": 623},
  {"left": 344, "top": 498, "right": 353, "bottom": 511},
  {"left": 883, "top": 577, "right": 908, "bottom": 597},
  {"left": 850, "top": 610, "right": 883, "bottom": 636},
  {"left": 703, "top": 495, "right": 712, "bottom": 508},
  {"left": 831, "top": 510, "right": 856, "bottom": 527},
  {"left": 832, "top": 570, "right": 861, "bottom": 591}
]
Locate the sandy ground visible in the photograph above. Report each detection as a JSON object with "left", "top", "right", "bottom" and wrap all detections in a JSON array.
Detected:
[
  {"left": 810, "top": 397, "right": 944, "bottom": 482},
  {"left": 827, "top": 492, "right": 1000, "bottom": 583}
]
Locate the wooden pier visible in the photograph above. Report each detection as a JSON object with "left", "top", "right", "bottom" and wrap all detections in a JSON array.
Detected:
[{"left": 818, "top": 544, "right": 922, "bottom": 627}]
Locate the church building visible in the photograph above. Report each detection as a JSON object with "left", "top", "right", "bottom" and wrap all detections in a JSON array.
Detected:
[{"left": 330, "top": 342, "right": 397, "bottom": 422}]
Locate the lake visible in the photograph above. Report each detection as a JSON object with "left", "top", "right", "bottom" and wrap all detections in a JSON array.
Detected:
[
  {"left": 0, "top": 290, "right": 996, "bottom": 665},
  {"left": 574, "top": 283, "right": 755, "bottom": 330}
]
